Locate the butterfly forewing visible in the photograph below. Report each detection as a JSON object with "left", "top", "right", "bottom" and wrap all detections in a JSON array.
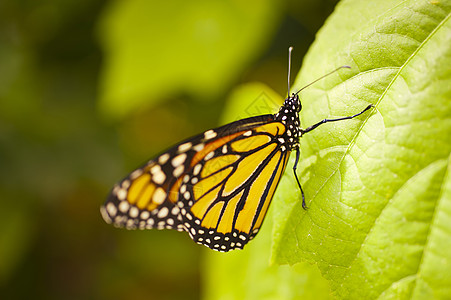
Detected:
[{"left": 101, "top": 114, "right": 292, "bottom": 251}]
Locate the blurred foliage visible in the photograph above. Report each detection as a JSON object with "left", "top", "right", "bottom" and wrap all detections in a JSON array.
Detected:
[
  {"left": 0, "top": 0, "right": 340, "bottom": 299},
  {"left": 97, "top": 0, "right": 283, "bottom": 118}
]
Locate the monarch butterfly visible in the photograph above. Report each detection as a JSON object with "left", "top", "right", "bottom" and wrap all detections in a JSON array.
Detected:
[{"left": 100, "top": 48, "right": 373, "bottom": 252}]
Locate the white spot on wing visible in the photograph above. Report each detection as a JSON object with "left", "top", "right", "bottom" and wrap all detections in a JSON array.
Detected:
[
  {"left": 141, "top": 211, "right": 150, "bottom": 220},
  {"left": 158, "top": 153, "right": 170, "bottom": 164},
  {"left": 118, "top": 201, "right": 129, "bottom": 213},
  {"left": 193, "top": 143, "right": 205, "bottom": 151},
  {"left": 121, "top": 180, "right": 131, "bottom": 189},
  {"left": 129, "top": 206, "right": 139, "bottom": 218},
  {"left": 204, "top": 130, "right": 217, "bottom": 140},
  {"left": 204, "top": 151, "right": 214, "bottom": 161},
  {"left": 152, "top": 170, "right": 166, "bottom": 184},
  {"left": 100, "top": 207, "right": 112, "bottom": 223},
  {"left": 106, "top": 202, "right": 117, "bottom": 217},
  {"left": 153, "top": 188, "right": 166, "bottom": 204},
  {"left": 172, "top": 153, "right": 187, "bottom": 167},
  {"left": 178, "top": 142, "right": 192, "bottom": 152},
  {"left": 173, "top": 165, "right": 184, "bottom": 177},
  {"left": 193, "top": 164, "right": 202, "bottom": 176},
  {"left": 171, "top": 206, "right": 180, "bottom": 215},
  {"left": 150, "top": 164, "right": 162, "bottom": 175},
  {"left": 183, "top": 175, "right": 190, "bottom": 183},
  {"left": 157, "top": 207, "right": 169, "bottom": 218},
  {"left": 117, "top": 188, "right": 127, "bottom": 201},
  {"left": 130, "top": 169, "right": 143, "bottom": 180}
]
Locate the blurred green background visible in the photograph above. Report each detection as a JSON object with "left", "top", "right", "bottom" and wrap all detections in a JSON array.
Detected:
[{"left": 0, "top": 0, "right": 338, "bottom": 299}]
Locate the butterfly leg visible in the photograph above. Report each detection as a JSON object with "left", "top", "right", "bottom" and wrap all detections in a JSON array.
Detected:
[
  {"left": 301, "top": 104, "right": 373, "bottom": 134},
  {"left": 293, "top": 145, "right": 307, "bottom": 209}
]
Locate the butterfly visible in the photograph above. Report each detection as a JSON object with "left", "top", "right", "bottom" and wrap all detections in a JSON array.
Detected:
[{"left": 100, "top": 48, "right": 373, "bottom": 252}]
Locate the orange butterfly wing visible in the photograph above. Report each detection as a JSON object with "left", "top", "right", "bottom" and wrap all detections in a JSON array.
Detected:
[{"left": 101, "top": 115, "right": 291, "bottom": 251}]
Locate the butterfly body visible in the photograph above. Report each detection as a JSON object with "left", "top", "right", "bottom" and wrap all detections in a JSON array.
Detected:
[{"left": 101, "top": 94, "right": 304, "bottom": 251}]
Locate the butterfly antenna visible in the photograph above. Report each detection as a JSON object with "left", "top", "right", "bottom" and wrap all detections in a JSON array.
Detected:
[
  {"left": 294, "top": 65, "right": 351, "bottom": 96},
  {"left": 287, "top": 47, "right": 293, "bottom": 96}
]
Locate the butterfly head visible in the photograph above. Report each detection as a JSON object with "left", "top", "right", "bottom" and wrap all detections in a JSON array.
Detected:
[
  {"left": 272, "top": 93, "right": 302, "bottom": 148},
  {"left": 278, "top": 93, "right": 301, "bottom": 115},
  {"left": 291, "top": 93, "right": 302, "bottom": 112}
]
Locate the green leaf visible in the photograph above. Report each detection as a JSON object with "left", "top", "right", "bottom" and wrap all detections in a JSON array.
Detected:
[
  {"left": 204, "top": 1, "right": 451, "bottom": 299},
  {"left": 272, "top": 0, "right": 451, "bottom": 299},
  {"left": 97, "top": 0, "right": 282, "bottom": 118}
]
